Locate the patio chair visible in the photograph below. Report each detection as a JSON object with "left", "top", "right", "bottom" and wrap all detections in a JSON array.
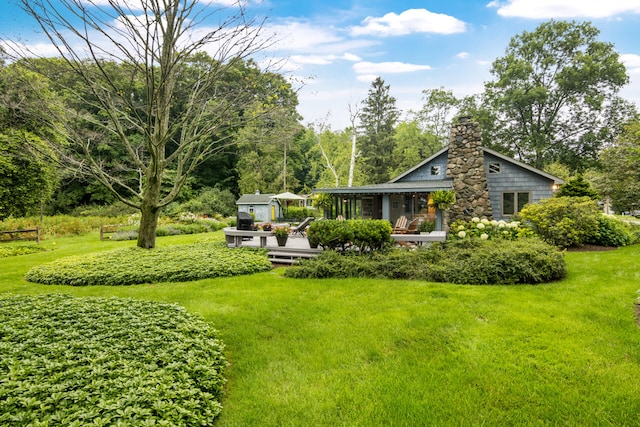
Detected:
[
  {"left": 291, "top": 217, "right": 314, "bottom": 237},
  {"left": 392, "top": 216, "right": 408, "bottom": 233},
  {"left": 400, "top": 217, "right": 422, "bottom": 234}
]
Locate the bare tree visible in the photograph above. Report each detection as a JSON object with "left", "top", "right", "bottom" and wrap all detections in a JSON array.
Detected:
[
  {"left": 3, "top": 0, "right": 275, "bottom": 248},
  {"left": 346, "top": 101, "right": 360, "bottom": 188}
]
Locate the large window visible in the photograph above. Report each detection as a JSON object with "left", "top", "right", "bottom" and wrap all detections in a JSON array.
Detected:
[{"left": 502, "top": 192, "right": 530, "bottom": 216}]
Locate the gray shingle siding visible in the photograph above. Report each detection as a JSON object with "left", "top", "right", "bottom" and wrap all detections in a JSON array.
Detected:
[
  {"left": 398, "top": 152, "right": 449, "bottom": 182},
  {"left": 484, "top": 152, "right": 555, "bottom": 219}
]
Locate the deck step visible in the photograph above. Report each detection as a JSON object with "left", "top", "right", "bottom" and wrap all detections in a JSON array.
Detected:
[{"left": 268, "top": 249, "right": 321, "bottom": 264}]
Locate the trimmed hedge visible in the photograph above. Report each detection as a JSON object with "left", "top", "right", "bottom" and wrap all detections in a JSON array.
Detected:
[
  {"left": 306, "top": 219, "right": 392, "bottom": 251},
  {"left": 25, "top": 242, "right": 271, "bottom": 286},
  {"left": 0, "top": 294, "right": 227, "bottom": 426},
  {"left": 285, "top": 238, "right": 566, "bottom": 285}
]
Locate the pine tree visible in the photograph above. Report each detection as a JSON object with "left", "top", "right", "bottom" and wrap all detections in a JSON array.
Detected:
[{"left": 358, "top": 77, "right": 399, "bottom": 184}]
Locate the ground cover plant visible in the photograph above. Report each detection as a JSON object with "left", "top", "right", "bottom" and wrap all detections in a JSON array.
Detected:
[
  {"left": 0, "top": 244, "right": 46, "bottom": 258},
  {"left": 0, "top": 294, "right": 227, "bottom": 426},
  {"left": 285, "top": 237, "right": 566, "bottom": 284},
  {"left": 25, "top": 242, "right": 271, "bottom": 286},
  {"left": 1, "top": 232, "right": 639, "bottom": 425}
]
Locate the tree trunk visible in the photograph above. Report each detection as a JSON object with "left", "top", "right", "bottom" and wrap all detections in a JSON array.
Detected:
[{"left": 137, "top": 176, "right": 162, "bottom": 249}]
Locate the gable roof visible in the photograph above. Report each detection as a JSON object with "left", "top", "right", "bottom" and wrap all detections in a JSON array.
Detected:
[
  {"left": 314, "top": 180, "right": 453, "bottom": 195},
  {"left": 236, "top": 193, "right": 276, "bottom": 205},
  {"left": 389, "top": 146, "right": 563, "bottom": 184}
]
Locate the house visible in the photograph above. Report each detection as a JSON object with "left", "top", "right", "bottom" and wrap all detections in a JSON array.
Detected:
[
  {"left": 313, "top": 116, "right": 563, "bottom": 229},
  {"left": 235, "top": 191, "right": 281, "bottom": 222}
]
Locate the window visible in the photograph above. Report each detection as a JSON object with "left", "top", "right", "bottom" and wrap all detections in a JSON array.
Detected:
[
  {"left": 489, "top": 162, "right": 501, "bottom": 174},
  {"left": 502, "top": 192, "right": 530, "bottom": 216},
  {"left": 430, "top": 165, "right": 441, "bottom": 176}
]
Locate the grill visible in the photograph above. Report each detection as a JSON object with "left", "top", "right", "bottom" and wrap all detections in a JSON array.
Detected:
[{"left": 236, "top": 211, "right": 254, "bottom": 231}]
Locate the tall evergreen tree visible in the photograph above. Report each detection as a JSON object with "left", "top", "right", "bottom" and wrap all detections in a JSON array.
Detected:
[{"left": 358, "top": 77, "right": 399, "bottom": 184}]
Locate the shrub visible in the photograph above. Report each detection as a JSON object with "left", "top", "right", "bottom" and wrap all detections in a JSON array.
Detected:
[
  {"left": 26, "top": 242, "right": 271, "bottom": 286},
  {"left": 449, "top": 217, "right": 533, "bottom": 241},
  {"left": 286, "top": 238, "right": 566, "bottom": 285},
  {"left": 285, "top": 206, "right": 312, "bottom": 221},
  {"left": 586, "top": 215, "right": 635, "bottom": 247},
  {"left": 349, "top": 219, "right": 393, "bottom": 251},
  {"left": 518, "top": 196, "right": 601, "bottom": 248},
  {"left": 307, "top": 220, "right": 354, "bottom": 251},
  {"left": 0, "top": 294, "right": 227, "bottom": 426}
]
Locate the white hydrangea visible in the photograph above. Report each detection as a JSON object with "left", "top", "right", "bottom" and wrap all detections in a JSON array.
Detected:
[{"left": 458, "top": 230, "right": 466, "bottom": 238}]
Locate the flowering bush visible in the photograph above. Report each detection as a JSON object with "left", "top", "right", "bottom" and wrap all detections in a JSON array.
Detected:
[
  {"left": 449, "top": 217, "right": 533, "bottom": 241},
  {"left": 274, "top": 225, "right": 290, "bottom": 238}
]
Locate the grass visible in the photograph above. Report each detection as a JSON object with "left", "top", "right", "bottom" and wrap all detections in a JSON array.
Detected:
[{"left": 1, "top": 232, "right": 640, "bottom": 425}]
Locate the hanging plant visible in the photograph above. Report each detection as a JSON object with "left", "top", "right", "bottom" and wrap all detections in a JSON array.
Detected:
[{"left": 430, "top": 190, "right": 456, "bottom": 210}]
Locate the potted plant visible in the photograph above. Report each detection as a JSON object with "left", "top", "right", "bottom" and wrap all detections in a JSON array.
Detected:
[
  {"left": 261, "top": 222, "right": 273, "bottom": 232},
  {"left": 429, "top": 190, "right": 456, "bottom": 230},
  {"left": 418, "top": 219, "right": 436, "bottom": 234},
  {"left": 274, "top": 225, "right": 290, "bottom": 247}
]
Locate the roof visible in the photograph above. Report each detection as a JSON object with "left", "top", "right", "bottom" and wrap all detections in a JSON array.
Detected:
[
  {"left": 390, "top": 146, "right": 564, "bottom": 184},
  {"left": 236, "top": 193, "right": 276, "bottom": 205},
  {"left": 314, "top": 180, "right": 453, "bottom": 195}
]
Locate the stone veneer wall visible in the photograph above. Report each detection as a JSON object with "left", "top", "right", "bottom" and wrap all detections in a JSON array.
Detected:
[{"left": 445, "top": 116, "right": 493, "bottom": 222}]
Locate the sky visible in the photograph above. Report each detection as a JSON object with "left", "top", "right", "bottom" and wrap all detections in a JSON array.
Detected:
[{"left": 3, "top": 0, "right": 640, "bottom": 130}]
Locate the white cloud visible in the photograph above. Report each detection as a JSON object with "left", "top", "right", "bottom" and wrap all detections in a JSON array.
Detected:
[
  {"left": 456, "top": 51, "right": 470, "bottom": 59},
  {"left": 621, "top": 53, "right": 640, "bottom": 74},
  {"left": 353, "top": 61, "right": 432, "bottom": 75},
  {"left": 487, "top": 0, "right": 640, "bottom": 19},
  {"left": 350, "top": 8, "right": 466, "bottom": 37},
  {"left": 264, "top": 21, "right": 377, "bottom": 54}
]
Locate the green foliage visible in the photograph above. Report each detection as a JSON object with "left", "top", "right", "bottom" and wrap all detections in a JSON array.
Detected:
[
  {"left": 286, "top": 238, "right": 566, "bottom": 285},
  {"left": 359, "top": 77, "right": 399, "bottom": 184},
  {"left": 306, "top": 220, "right": 354, "bottom": 251},
  {"left": 349, "top": 219, "right": 393, "bottom": 251},
  {"left": 0, "top": 215, "right": 131, "bottom": 237},
  {"left": 284, "top": 206, "right": 312, "bottom": 221},
  {"left": 555, "top": 175, "right": 600, "bottom": 200},
  {"left": 449, "top": 217, "right": 534, "bottom": 241},
  {"left": 429, "top": 190, "right": 456, "bottom": 210},
  {"left": 518, "top": 196, "right": 601, "bottom": 248},
  {"left": 585, "top": 215, "right": 636, "bottom": 247},
  {"left": 25, "top": 242, "right": 271, "bottom": 285},
  {"left": 0, "top": 294, "right": 226, "bottom": 426},
  {"left": 307, "top": 219, "right": 391, "bottom": 251},
  {"left": 166, "top": 187, "right": 236, "bottom": 218},
  {"left": 418, "top": 219, "right": 436, "bottom": 233},
  {"left": 483, "top": 20, "right": 632, "bottom": 171},
  {"left": 0, "top": 245, "right": 46, "bottom": 258}
]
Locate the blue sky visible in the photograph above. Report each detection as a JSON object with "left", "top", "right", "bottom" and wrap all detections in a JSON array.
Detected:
[{"left": 4, "top": 0, "right": 640, "bottom": 130}]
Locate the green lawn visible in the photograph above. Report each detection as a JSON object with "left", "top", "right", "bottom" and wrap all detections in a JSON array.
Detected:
[{"left": 2, "top": 232, "right": 640, "bottom": 425}]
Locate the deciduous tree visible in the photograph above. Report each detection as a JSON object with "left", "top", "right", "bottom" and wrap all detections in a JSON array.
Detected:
[
  {"left": 4, "top": 0, "right": 276, "bottom": 248},
  {"left": 483, "top": 20, "right": 630, "bottom": 171}
]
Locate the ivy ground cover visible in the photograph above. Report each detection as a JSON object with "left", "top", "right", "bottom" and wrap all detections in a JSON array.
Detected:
[
  {"left": 25, "top": 241, "right": 271, "bottom": 286},
  {"left": 0, "top": 294, "right": 227, "bottom": 426}
]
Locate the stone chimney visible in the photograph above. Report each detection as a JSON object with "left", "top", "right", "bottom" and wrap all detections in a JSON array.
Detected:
[{"left": 446, "top": 116, "right": 493, "bottom": 221}]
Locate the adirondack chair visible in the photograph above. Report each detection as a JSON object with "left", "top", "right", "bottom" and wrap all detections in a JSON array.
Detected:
[
  {"left": 392, "top": 216, "right": 408, "bottom": 233},
  {"left": 400, "top": 217, "right": 422, "bottom": 234},
  {"left": 291, "top": 217, "right": 314, "bottom": 237}
]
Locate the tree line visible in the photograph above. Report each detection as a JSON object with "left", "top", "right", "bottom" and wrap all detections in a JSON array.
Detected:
[{"left": 1, "top": 0, "right": 639, "bottom": 248}]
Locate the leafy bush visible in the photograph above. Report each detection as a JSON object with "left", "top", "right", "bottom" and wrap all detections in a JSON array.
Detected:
[
  {"left": 307, "top": 220, "right": 354, "bottom": 251},
  {"left": 286, "top": 238, "right": 566, "bottom": 285},
  {"left": 26, "top": 242, "right": 271, "bottom": 286},
  {"left": 518, "top": 196, "right": 601, "bottom": 248},
  {"left": 165, "top": 187, "right": 236, "bottom": 218},
  {"left": 350, "top": 219, "right": 393, "bottom": 251},
  {"left": 285, "top": 206, "right": 313, "bottom": 221},
  {"left": 307, "top": 219, "right": 391, "bottom": 252},
  {"left": 0, "top": 245, "right": 47, "bottom": 258},
  {"left": 449, "top": 217, "right": 533, "bottom": 241},
  {"left": 0, "top": 294, "right": 227, "bottom": 426},
  {"left": 586, "top": 215, "right": 635, "bottom": 247}
]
